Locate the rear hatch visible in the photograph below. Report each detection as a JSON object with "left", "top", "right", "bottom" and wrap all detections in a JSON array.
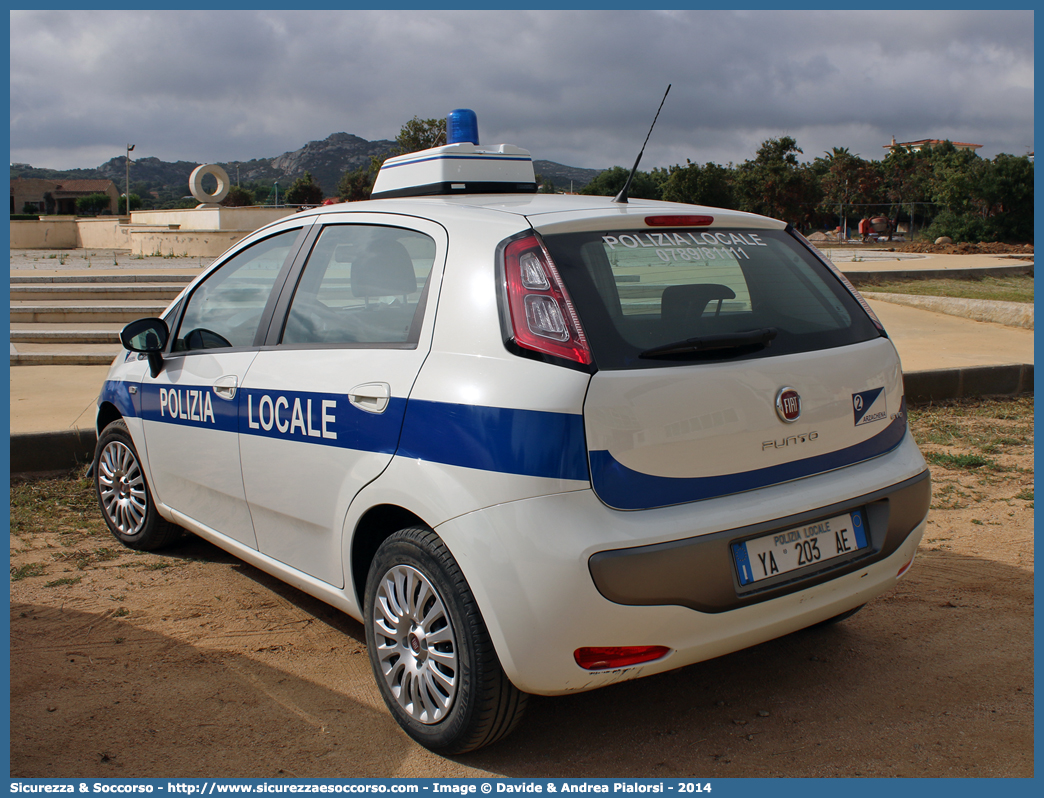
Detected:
[{"left": 535, "top": 214, "right": 906, "bottom": 511}]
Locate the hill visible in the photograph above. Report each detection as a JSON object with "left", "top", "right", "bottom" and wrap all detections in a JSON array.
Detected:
[
  {"left": 533, "top": 160, "right": 601, "bottom": 193},
  {"left": 10, "top": 135, "right": 602, "bottom": 204}
]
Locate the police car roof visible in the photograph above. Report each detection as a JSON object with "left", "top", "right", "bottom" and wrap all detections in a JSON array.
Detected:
[{"left": 295, "top": 193, "right": 786, "bottom": 231}]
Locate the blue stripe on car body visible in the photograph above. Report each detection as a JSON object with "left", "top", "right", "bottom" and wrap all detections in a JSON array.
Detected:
[
  {"left": 100, "top": 380, "right": 590, "bottom": 482},
  {"left": 99, "top": 379, "right": 140, "bottom": 420},
  {"left": 101, "top": 379, "right": 906, "bottom": 506},
  {"left": 397, "top": 399, "right": 590, "bottom": 481},
  {"left": 588, "top": 405, "right": 909, "bottom": 511}
]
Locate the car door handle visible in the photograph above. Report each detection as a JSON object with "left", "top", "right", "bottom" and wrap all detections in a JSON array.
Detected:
[
  {"left": 213, "top": 375, "right": 238, "bottom": 400},
  {"left": 348, "top": 382, "right": 391, "bottom": 414}
]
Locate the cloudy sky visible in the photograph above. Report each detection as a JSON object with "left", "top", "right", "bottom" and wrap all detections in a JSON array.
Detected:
[{"left": 9, "top": 9, "right": 1035, "bottom": 173}]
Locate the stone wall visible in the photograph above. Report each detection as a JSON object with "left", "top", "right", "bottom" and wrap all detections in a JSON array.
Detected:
[
  {"left": 9, "top": 206, "right": 298, "bottom": 256},
  {"left": 10, "top": 217, "right": 80, "bottom": 249}
]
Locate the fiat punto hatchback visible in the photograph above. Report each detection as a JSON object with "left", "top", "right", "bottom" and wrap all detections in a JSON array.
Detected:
[{"left": 94, "top": 112, "right": 930, "bottom": 754}]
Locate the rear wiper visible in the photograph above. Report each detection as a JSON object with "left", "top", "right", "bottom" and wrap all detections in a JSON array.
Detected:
[{"left": 639, "top": 328, "right": 778, "bottom": 359}]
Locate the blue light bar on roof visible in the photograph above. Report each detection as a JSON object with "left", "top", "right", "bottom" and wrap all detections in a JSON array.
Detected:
[
  {"left": 447, "top": 108, "right": 479, "bottom": 145},
  {"left": 372, "top": 106, "right": 536, "bottom": 200}
]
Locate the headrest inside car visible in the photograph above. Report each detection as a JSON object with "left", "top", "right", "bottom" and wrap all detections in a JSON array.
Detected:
[{"left": 351, "top": 241, "right": 418, "bottom": 298}]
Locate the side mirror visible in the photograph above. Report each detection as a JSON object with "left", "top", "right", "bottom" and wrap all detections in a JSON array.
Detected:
[{"left": 121, "top": 318, "right": 169, "bottom": 378}]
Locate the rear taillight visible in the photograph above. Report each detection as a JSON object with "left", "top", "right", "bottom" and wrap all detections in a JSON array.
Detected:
[
  {"left": 574, "top": 646, "right": 670, "bottom": 670},
  {"left": 502, "top": 234, "right": 592, "bottom": 366}
]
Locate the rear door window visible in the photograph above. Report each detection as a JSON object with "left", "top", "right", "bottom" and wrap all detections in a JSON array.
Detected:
[
  {"left": 542, "top": 228, "right": 880, "bottom": 369},
  {"left": 280, "top": 225, "right": 435, "bottom": 346}
]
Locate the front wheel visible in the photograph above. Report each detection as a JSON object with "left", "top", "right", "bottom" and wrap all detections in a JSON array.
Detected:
[
  {"left": 94, "top": 419, "right": 181, "bottom": 551},
  {"left": 364, "top": 527, "right": 527, "bottom": 754}
]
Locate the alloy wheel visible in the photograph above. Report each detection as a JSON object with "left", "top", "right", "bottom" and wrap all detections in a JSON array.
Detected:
[{"left": 372, "top": 564, "right": 459, "bottom": 724}]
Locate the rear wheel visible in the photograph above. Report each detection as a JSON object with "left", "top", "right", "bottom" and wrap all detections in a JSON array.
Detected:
[
  {"left": 94, "top": 419, "right": 181, "bottom": 551},
  {"left": 364, "top": 527, "right": 527, "bottom": 753}
]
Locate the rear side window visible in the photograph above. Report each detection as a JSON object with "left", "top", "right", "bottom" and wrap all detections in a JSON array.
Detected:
[
  {"left": 281, "top": 225, "right": 435, "bottom": 345},
  {"left": 542, "top": 228, "right": 880, "bottom": 369}
]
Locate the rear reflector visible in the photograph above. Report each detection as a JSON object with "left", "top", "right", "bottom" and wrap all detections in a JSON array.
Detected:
[
  {"left": 645, "top": 215, "right": 713, "bottom": 227},
  {"left": 897, "top": 555, "right": 915, "bottom": 578},
  {"left": 574, "top": 646, "right": 670, "bottom": 670},
  {"left": 503, "top": 234, "right": 592, "bottom": 366}
]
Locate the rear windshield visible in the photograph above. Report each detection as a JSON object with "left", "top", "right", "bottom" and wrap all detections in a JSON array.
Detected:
[{"left": 541, "top": 227, "right": 881, "bottom": 369}]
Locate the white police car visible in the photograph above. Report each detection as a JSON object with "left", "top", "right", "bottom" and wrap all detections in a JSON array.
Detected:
[{"left": 94, "top": 110, "right": 930, "bottom": 754}]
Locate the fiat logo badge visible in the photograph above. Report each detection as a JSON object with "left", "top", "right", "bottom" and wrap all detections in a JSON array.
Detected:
[{"left": 776, "top": 387, "right": 801, "bottom": 423}]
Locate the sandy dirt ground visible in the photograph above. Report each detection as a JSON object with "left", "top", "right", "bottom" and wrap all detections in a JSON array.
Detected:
[
  {"left": 9, "top": 401, "right": 1033, "bottom": 779},
  {"left": 892, "top": 242, "right": 1033, "bottom": 257}
]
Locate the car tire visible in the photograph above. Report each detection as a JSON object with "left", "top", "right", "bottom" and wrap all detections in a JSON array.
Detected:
[
  {"left": 364, "top": 527, "right": 527, "bottom": 754},
  {"left": 94, "top": 419, "right": 181, "bottom": 551}
]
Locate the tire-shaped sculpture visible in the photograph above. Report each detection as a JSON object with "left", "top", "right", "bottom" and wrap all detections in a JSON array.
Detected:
[{"left": 188, "top": 164, "right": 230, "bottom": 204}]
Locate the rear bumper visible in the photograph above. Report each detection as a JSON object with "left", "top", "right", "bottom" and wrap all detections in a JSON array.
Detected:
[
  {"left": 590, "top": 468, "right": 930, "bottom": 613},
  {"left": 433, "top": 432, "right": 929, "bottom": 695}
]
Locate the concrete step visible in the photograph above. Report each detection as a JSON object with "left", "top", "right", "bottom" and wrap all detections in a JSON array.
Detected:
[
  {"left": 10, "top": 303, "right": 168, "bottom": 324},
  {"left": 10, "top": 341, "right": 122, "bottom": 366},
  {"left": 8, "top": 269, "right": 182, "bottom": 364},
  {"left": 10, "top": 328, "right": 122, "bottom": 344},
  {"left": 10, "top": 284, "right": 184, "bottom": 301},
  {"left": 10, "top": 273, "right": 195, "bottom": 284}
]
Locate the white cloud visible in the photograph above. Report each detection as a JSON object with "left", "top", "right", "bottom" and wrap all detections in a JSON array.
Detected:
[{"left": 10, "top": 9, "right": 1034, "bottom": 171}]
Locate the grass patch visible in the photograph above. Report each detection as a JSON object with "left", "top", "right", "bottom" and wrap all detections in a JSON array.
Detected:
[
  {"left": 51, "top": 546, "right": 127, "bottom": 570},
  {"left": 858, "top": 274, "right": 1033, "bottom": 303},
  {"left": 909, "top": 397, "right": 1034, "bottom": 457},
  {"left": 45, "top": 576, "right": 83, "bottom": 587},
  {"left": 931, "top": 483, "right": 972, "bottom": 510},
  {"left": 11, "top": 563, "right": 46, "bottom": 581},
  {"left": 910, "top": 397, "right": 1033, "bottom": 488},
  {"left": 924, "top": 451, "right": 1001, "bottom": 471},
  {"left": 10, "top": 471, "right": 107, "bottom": 540}
]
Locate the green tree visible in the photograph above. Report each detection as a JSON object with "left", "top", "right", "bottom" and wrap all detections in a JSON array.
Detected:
[
  {"left": 116, "top": 194, "right": 142, "bottom": 214},
  {"left": 660, "top": 160, "right": 737, "bottom": 208},
  {"left": 925, "top": 141, "right": 989, "bottom": 240},
  {"left": 130, "top": 180, "right": 152, "bottom": 195},
  {"left": 926, "top": 145, "right": 1034, "bottom": 242},
  {"left": 811, "top": 147, "right": 882, "bottom": 235},
  {"left": 580, "top": 165, "right": 662, "bottom": 200},
  {"left": 982, "top": 153, "right": 1034, "bottom": 241},
  {"left": 396, "top": 116, "right": 447, "bottom": 152},
  {"left": 734, "top": 137, "right": 820, "bottom": 225},
  {"left": 878, "top": 145, "right": 932, "bottom": 236},
  {"left": 284, "top": 171, "right": 324, "bottom": 205},
  {"left": 371, "top": 116, "right": 448, "bottom": 172},
  {"left": 815, "top": 148, "right": 880, "bottom": 209},
  {"left": 241, "top": 181, "right": 272, "bottom": 206},
  {"left": 337, "top": 166, "right": 375, "bottom": 202},
  {"left": 221, "top": 185, "right": 256, "bottom": 207},
  {"left": 77, "top": 193, "right": 111, "bottom": 215}
]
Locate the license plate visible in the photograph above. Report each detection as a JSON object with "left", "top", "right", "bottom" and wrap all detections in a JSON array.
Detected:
[{"left": 732, "top": 510, "right": 868, "bottom": 587}]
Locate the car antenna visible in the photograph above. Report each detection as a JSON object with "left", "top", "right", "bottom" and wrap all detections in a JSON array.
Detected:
[{"left": 613, "top": 84, "right": 671, "bottom": 204}]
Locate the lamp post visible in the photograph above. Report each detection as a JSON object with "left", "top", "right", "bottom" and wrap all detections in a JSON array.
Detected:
[
  {"left": 273, "top": 181, "right": 279, "bottom": 208},
  {"left": 125, "top": 144, "right": 135, "bottom": 216}
]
